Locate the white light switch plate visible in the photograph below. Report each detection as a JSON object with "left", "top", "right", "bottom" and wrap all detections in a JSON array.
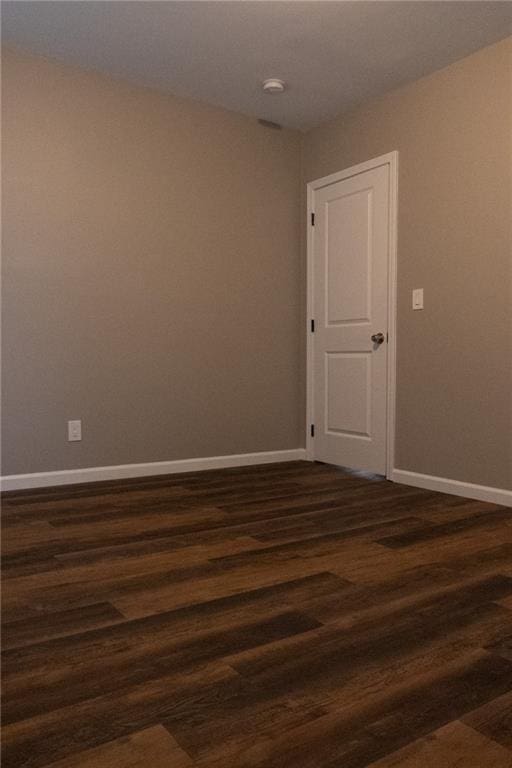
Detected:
[
  {"left": 412, "top": 288, "right": 424, "bottom": 310},
  {"left": 68, "top": 420, "right": 82, "bottom": 442}
]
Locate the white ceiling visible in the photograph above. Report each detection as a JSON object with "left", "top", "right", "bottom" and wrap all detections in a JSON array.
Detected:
[{"left": 2, "top": 1, "right": 511, "bottom": 130}]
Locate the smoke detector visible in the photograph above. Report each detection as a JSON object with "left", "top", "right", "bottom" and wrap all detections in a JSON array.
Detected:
[{"left": 262, "top": 78, "right": 286, "bottom": 94}]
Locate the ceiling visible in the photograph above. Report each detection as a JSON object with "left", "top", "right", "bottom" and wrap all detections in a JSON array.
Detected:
[{"left": 2, "top": 1, "right": 511, "bottom": 130}]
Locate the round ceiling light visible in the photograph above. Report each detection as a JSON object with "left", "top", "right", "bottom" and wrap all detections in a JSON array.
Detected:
[{"left": 262, "top": 78, "right": 286, "bottom": 94}]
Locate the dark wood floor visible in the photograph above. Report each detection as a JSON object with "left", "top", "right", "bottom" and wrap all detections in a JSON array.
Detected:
[{"left": 2, "top": 461, "right": 512, "bottom": 768}]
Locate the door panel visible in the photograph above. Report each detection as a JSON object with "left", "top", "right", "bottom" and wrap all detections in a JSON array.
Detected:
[
  {"left": 325, "top": 353, "right": 371, "bottom": 438},
  {"left": 312, "top": 163, "right": 389, "bottom": 474},
  {"left": 326, "top": 188, "right": 372, "bottom": 324}
]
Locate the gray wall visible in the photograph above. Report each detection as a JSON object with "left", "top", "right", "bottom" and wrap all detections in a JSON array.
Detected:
[
  {"left": 2, "top": 49, "right": 303, "bottom": 474},
  {"left": 303, "top": 37, "right": 512, "bottom": 490},
  {"left": 3, "top": 40, "right": 511, "bottom": 490}
]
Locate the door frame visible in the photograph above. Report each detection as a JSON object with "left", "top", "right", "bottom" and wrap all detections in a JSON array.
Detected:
[{"left": 306, "top": 150, "right": 398, "bottom": 479}]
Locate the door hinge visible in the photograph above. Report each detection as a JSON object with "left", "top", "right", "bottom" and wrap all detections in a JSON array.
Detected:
[
  {"left": 311, "top": 212, "right": 315, "bottom": 226},
  {"left": 311, "top": 319, "right": 315, "bottom": 333},
  {"left": 310, "top": 424, "right": 315, "bottom": 438}
]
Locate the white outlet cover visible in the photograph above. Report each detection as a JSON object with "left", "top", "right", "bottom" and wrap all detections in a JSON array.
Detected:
[{"left": 68, "top": 419, "right": 82, "bottom": 441}]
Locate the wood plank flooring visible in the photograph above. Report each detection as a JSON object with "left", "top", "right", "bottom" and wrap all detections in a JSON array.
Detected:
[{"left": 2, "top": 460, "right": 512, "bottom": 767}]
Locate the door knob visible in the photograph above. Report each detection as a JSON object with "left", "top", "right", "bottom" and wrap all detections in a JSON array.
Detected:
[{"left": 371, "top": 332, "right": 385, "bottom": 345}]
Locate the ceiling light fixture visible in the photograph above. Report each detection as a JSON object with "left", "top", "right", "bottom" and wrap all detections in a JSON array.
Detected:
[{"left": 262, "top": 78, "right": 286, "bottom": 94}]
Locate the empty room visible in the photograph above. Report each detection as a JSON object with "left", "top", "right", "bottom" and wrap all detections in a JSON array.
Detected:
[{"left": 1, "top": 1, "right": 512, "bottom": 766}]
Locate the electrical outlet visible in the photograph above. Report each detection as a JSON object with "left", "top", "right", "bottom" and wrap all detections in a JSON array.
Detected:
[{"left": 68, "top": 420, "right": 82, "bottom": 442}]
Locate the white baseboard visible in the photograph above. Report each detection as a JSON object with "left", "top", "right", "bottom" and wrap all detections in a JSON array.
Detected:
[
  {"left": 1, "top": 449, "right": 307, "bottom": 492},
  {"left": 392, "top": 468, "right": 512, "bottom": 508}
]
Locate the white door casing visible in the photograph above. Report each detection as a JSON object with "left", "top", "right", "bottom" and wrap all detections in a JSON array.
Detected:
[{"left": 306, "top": 153, "right": 398, "bottom": 476}]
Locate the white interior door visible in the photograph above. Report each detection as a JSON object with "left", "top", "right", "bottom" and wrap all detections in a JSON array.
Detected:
[{"left": 310, "top": 161, "right": 391, "bottom": 475}]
